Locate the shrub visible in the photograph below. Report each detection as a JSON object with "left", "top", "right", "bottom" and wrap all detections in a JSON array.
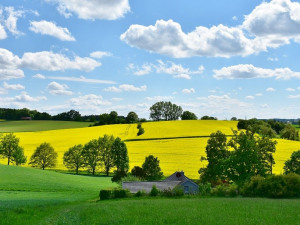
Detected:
[
  {"left": 99, "top": 189, "right": 112, "bottom": 200},
  {"left": 160, "top": 187, "right": 184, "bottom": 197},
  {"left": 160, "top": 188, "right": 173, "bottom": 197},
  {"left": 135, "top": 190, "right": 147, "bottom": 197},
  {"left": 198, "top": 183, "right": 211, "bottom": 196},
  {"left": 111, "top": 170, "right": 127, "bottom": 183},
  {"left": 113, "top": 188, "right": 129, "bottom": 199},
  {"left": 137, "top": 127, "right": 145, "bottom": 136},
  {"left": 150, "top": 185, "right": 159, "bottom": 196},
  {"left": 241, "top": 174, "right": 300, "bottom": 198},
  {"left": 212, "top": 184, "right": 227, "bottom": 197},
  {"left": 131, "top": 166, "right": 144, "bottom": 178},
  {"left": 211, "top": 184, "right": 238, "bottom": 197}
]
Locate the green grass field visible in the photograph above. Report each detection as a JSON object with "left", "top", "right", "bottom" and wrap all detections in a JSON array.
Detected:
[
  {"left": 0, "top": 165, "right": 299, "bottom": 225},
  {"left": 0, "top": 120, "right": 93, "bottom": 132}
]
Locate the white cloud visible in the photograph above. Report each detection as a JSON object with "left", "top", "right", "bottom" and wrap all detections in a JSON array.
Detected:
[
  {"left": 111, "top": 98, "right": 123, "bottom": 101},
  {"left": 288, "top": 95, "right": 300, "bottom": 99},
  {"left": 47, "top": 81, "right": 73, "bottom": 95},
  {"left": 3, "top": 81, "right": 25, "bottom": 90},
  {"left": 266, "top": 87, "right": 276, "bottom": 92},
  {"left": 6, "top": 92, "right": 47, "bottom": 102},
  {"left": 47, "top": 0, "right": 130, "bottom": 20},
  {"left": 0, "top": 69, "right": 24, "bottom": 80},
  {"left": 0, "top": 24, "right": 7, "bottom": 40},
  {"left": 48, "top": 76, "right": 115, "bottom": 84},
  {"left": 146, "top": 96, "right": 174, "bottom": 101},
  {"left": 90, "top": 51, "right": 112, "bottom": 59},
  {"left": 213, "top": 64, "right": 300, "bottom": 80},
  {"left": 33, "top": 73, "right": 46, "bottom": 79},
  {"left": 255, "top": 93, "right": 263, "bottom": 97},
  {"left": 104, "top": 84, "right": 147, "bottom": 92},
  {"left": 267, "top": 57, "right": 279, "bottom": 62},
  {"left": 69, "top": 94, "right": 111, "bottom": 106},
  {"left": 246, "top": 95, "right": 255, "bottom": 100},
  {"left": 243, "top": 0, "right": 300, "bottom": 40},
  {"left": 29, "top": 20, "right": 75, "bottom": 41},
  {"left": 121, "top": 19, "right": 255, "bottom": 58},
  {"left": 182, "top": 88, "right": 195, "bottom": 94},
  {"left": 21, "top": 51, "right": 100, "bottom": 72},
  {"left": 128, "top": 60, "right": 204, "bottom": 79},
  {"left": 4, "top": 7, "right": 24, "bottom": 36},
  {"left": 286, "top": 88, "right": 295, "bottom": 92}
]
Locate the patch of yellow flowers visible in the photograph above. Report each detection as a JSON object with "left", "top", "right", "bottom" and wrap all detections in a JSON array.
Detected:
[{"left": 1, "top": 121, "right": 299, "bottom": 179}]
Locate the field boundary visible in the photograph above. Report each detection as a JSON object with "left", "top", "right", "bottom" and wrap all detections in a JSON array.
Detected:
[{"left": 124, "top": 135, "right": 234, "bottom": 142}]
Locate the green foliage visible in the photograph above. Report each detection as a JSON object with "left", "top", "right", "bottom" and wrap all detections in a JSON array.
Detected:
[
  {"left": 29, "top": 142, "right": 57, "bottom": 170},
  {"left": 82, "top": 139, "right": 102, "bottom": 175},
  {"left": 160, "top": 186, "right": 184, "bottom": 197},
  {"left": 112, "top": 188, "right": 129, "bottom": 198},
  {"left": 111, "top": 137, "right": 129, "bottom": 179},
  {"left": 120, "top": 175, "right": 143, "bottom": 182},
  {"left": 181, "top": 111, "right": 197, "bottom": 120},
  {"left": 131, "top": 166, "right": 145, "bottom": 178},
  {"left": 137, "top": 123, "right": 145, "bottom": 136},
  {"left": 149, "top": 185, "right": 159, "bottom": 196},
  {"left": 198, "top": 183, "right": 212, "bottom": 196},
  {"left": 0, "top": 133, "right": 21, "bottom": 165},
  {"left": 99, "top": 135, "right": 115, "bottom": 176},
  {"left": 280, "top": 124, "right": 299, "bottom": 140},
  {"left": 126, "top": 111, "right": 139, "bottom": 123},
  {"left": 199, "top": 131, "right": 229, "bottom": 183},
  {"left": 241, "top": 174, "right": 300, "bottom": 198},
  {"left": 134, "top": 189, "right": 146, "bottom": 197},
  {"left": 99, "top": 189, "right": 112, "bottom": 200},
  {"left": 284, "top": 150, "right": 300, "bottom": 175},
  {"left": 201, "top": 115, "right": 217, "bottom": 120},
  {"left": 211, "top": 184, "right": 238, "bottom": 197},
  {"left": 111, "top": 170, "right": 127, "bottom": 182},
  {"left": 142, "top": 155, "right": 163, "bottom": 180},
  {"left": 63, "top": 144, "right": 85, "bottom": 174},
  {"left": 12, "top": 146, "right": 27, "bottom": 166},
  {"left": 150, "top": 101, "right": 183, "bottom": 121}
]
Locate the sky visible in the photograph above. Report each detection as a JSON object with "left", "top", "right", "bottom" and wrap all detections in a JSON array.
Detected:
[{"left": 0, "top": 0, "right": 300, "bottom": 120}]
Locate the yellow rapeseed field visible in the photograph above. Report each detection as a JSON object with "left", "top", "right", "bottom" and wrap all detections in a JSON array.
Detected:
[{"left": 0, "top": 121, "right": 299, "bottom": 179}]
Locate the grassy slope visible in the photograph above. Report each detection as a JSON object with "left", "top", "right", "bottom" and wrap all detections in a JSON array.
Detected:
[{"left": 0, "top": 120, "right": 93, "bottom": 132}]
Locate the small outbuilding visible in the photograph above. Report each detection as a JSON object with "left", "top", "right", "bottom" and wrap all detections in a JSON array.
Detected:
[{"left": 122, "top": 171, "right": 199, "bottom": 194}]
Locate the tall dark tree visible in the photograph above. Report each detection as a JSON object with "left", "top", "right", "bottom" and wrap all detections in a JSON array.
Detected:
[
  {"left": 63, "top": 144, "right": 85, "bottom": 174},
  {"left": 284, "top": 150, "right": 300, "bottom": 175},
  {"left": 126, "top": 111, "right": 138, "bottom": 123},
  {"left": 111, "top": 137, "right": 129, "bottom": 182},
  {"left": 82, "top": 139, "right": 102, "bottom": 175},
  {"left": 181, "top": 111, "right": 197, "bottom": 120},
  {"left": 0, "top": 133, "right": 21, "bottom": 165},
  {"left": 29, "top": 142, "right": 57, "bottom": 170},
  {"left": 199, "top": 131, "right": 229, "bottom": 183},
  {"left": 109, "top": 111, "right": 119, "bottom": 124},
  {"left": 280, "top": 124, "right": 299, "bottom": 141},
  {"left": 142, "top": 155, "right": 163, "bottom": 180}
]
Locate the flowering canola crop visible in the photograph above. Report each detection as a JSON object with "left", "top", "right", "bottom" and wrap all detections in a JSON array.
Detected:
[{"left": 0, "top": 121, "right": 298, "bottom": 179}]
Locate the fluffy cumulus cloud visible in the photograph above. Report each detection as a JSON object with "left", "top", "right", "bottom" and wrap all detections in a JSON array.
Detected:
[
  {"left": 69, "top": 95, "right": 111, "bottom": 110},
  {"left": 121, "top": 20, "right": 255, "bottom": 58},
  {"left": 33, "top": 74, "right": 46, "bottom": 79},
  {"left": 29, "top": 20, "right": 75, "bottom": 41},
  {"left": 104, "top": 84, "right": 147, "bottom": 92},
  {"left": 47, "top": 81, "right": 73, "bottom": 95},
  {"left": 2, "top": 7, "right": 24, "bottom": 36},
  {"left": 128, "top": 60, "right": 204, "bottom": 79},
  {"left": 266, "top": 87, "right": 276, "bottom": 92},
  {"left": 3, "top": 81, "right": 25, "bottom": 90},
  {"left": 121, "top": 0, "right": 300, "bottom": 58},
  {"left": 0, "top": 92, "right": 46, "bottom": 103},
  {"left": 0, "top": 48, "right": 101, "bottom": 75},
  {"left": 0, "top": 23, "right": 7, "bottom": 40},
  {"left": 213, "top": 64, "right": 300, "bottom": 80},
  {"left": 47, "top": 0, "right": 130, "bottom": 20},
  {"left": 182, "top": 88, "right": 195, "bottom": 94},
  {"left": 146, "top": 96, "right": 174, "bottom": 101}
]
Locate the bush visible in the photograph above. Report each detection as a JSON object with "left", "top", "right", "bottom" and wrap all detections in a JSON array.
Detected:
[
  {"left": 113, "top": 188, "right": 129, "bottom": 199},
  {"left": 135, "top": 190, "right": 147, "bottom": 197},
  {"left": 111, "top": 170, "right": 127, "bottom": 183},
  {"left": 241, "top": 174, "right": 300, "bottom": 198},
  {"left": 137, "top": 123, "right": 145, "bottom": 136},
  {"left": 150, "top": 185, "right": 159, "bottom": 196},
  {"left": 211, "top": 184, "right": 238, "bottom": 197},
  {"left": 198, "top": 183, "right": 211, "bottom": 196},
  {"left": 160, "top": 187, "right": 184, "bottom": 197},
  {"left": 131, "top": 166, "right": 144, "bottom": 178},
  {"left": 99, "top": 189, "right": 112, "bottom": 200}
]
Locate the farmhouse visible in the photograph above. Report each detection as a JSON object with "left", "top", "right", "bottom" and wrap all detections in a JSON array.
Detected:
[{"left": 123, "top": 171, "right": 199, "bottom": 194}]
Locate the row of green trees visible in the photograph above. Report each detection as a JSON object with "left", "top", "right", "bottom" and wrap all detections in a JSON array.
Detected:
[{"left": 199, "top": 129, "right": 300, "bottom": 185}]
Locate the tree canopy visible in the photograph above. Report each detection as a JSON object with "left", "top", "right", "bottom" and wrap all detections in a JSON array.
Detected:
[
  {"left": 29, "top": 142, "right": 57, "bottom": 170},
  {"left": 181, "top": 111, "right": 197, "bottom": 120},
  {"left": 142, "top": 155, "right": 163, "bottom": 180},
  {"left": 284, "top": 150, "right": 300, "bottom": 175},
  {"left": 0, "top": 133, "right": 22, "bottom": 165},
  {"left": 149, "top": 101, "right": 182, "bottom": 121},
  {"left": 63, "top": 144, "right": 85, "bottom": 174}
]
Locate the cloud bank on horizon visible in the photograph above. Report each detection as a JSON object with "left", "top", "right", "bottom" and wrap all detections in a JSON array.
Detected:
[{"left": 0, "top": 0, "right": 300, "bottom": 119}]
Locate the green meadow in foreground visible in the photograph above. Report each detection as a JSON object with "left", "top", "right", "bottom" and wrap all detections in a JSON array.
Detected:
[
  {"left": 0, "top": 120, "right": 92, "bottom": 132},
  {"left": 0, "top": 165, "right": 299, "bottom": 225}
]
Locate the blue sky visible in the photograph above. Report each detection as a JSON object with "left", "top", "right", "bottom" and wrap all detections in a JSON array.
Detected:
[{"left": 1, "top": 0, "right": 300, "bottom": 119}]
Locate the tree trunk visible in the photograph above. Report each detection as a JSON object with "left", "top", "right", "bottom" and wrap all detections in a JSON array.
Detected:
[
  {"left": 106, "top": 167, "right": 109, "bottom": 176},
  {"left": 7, "top": 157, "right": 10, "bottom": 165},
  {"left": 76, "top": 166, "right": 79, "bottom": 175}
]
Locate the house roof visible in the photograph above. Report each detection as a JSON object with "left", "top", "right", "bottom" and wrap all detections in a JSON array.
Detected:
[
  {"left": 123, "top": 181, "right": 181, "bottom": 193},
  {"left": 165, "top": 171, "right": 199, "bottom": 187}
]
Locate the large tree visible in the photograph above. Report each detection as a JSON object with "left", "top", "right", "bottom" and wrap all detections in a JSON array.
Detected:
[
  {"left": 99, "top": 135, "right": 115, "bottom": 176},
  {"left": 142, "top": 155, "right": 163, "bottom": 180},
  {"left": 29, "top": 142, "right": 57, "bottom": 170},
  {"left": 199, "top": 131, "right": 229, "bottom": 183},
  {"left": 63, "top": 144, "right": 85, "bottom": 174},
  {"left": 284, "top": 150, "right": 300, "bottom": 175},
  {"left": 82, "top": 139, "right": 102, "bottom": 175},
  {"left": 181, "top": 111, "right": 197, "bottom": 120},
  {"left": 126, "top": 111, "right": 138, "bottom": 123},
  {"left": 149, "top": 101, "right": 182, "bottom": 121},
  {"left": 280, "top": 124, "right": 299, "bottom": 141},
  {"left": 111, "top": 137, "right": 129, "bottom": 181},
  {"left": 0, "top": 133, "right": 22, "bottom": 165},
  {"left": 12, "top": 146, "right": 27, "bottom": 166}
]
